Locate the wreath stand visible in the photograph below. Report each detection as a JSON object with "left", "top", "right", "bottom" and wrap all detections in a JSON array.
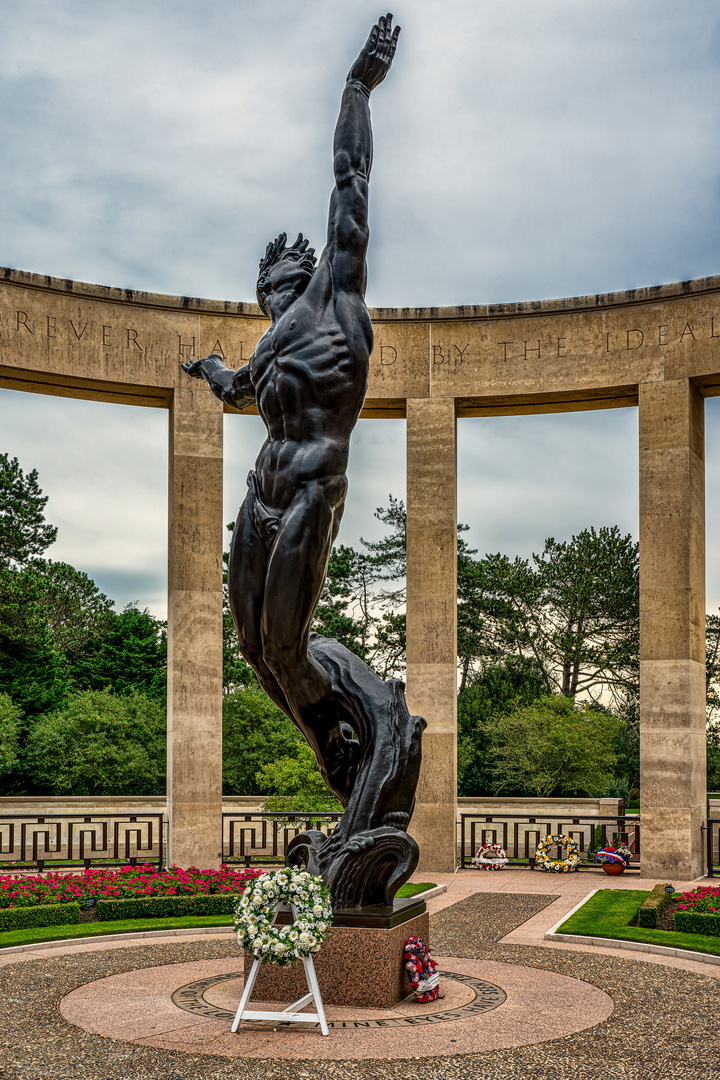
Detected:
[{"left": 231, "top": 903, "right": 330, "bottom": 1037}]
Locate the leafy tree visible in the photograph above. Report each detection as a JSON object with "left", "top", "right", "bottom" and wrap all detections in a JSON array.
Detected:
[
  {"left": 609, "top": 694, "right": 639, "bottom": 802},
  {"left": 0, "top": 453, "right": 57, "bottom": 569},
  {"left": 22, "top": 689, "right": 166, "bottom": 796},
  {"left": 360, "top": 505, "right": 639, "bottom": 702},
  {"left": 0, "top": 693, "right": 21, "bottom": 779},
  {"left": 534, "top": 528, "right": 638, "bottom": 701},
  {"left": 486, "top": 694, "right": 620, "bottom": 798},
  {"left": 477, "top": 528, "right": 639, "bottom": 704},
  {"left": 0, "top": 558, "right": 118, "bottom": 714},
  {"left": 222, "top": 684, "right": 303, "bottom": 795},
  {"left": 456, "top": 532, "right": 522, "bottom": 691},
  {"left": 457, "top": 658, "right": 550, "bottom": 796},
  {"left": 0, "top": 566, "right": 67, "bottom": 715},
  {"left": 372, "top": 610, "right": 406, "bottom": 679},
  {"left": 69, "top": 604, "right": 166, "bottom": 699},
  {"left": 257, "top": 741, "right": 343, "bottom": 815},
  {"left": 22, "top": 559, "right": 114, "bottom": 663},
  {"left": 706, "top": 610, "right": 720, "bottom": 722},
  {"left": 256, "top": 741, "right": 330, "bottom": 798},
  {"left": 361, "top": 495, "right": 407, "bottom": 603},
  {"left": 708, "top": 722, "right": 720, "bottom": 792}
]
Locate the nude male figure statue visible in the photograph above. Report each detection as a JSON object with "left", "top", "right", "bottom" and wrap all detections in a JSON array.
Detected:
[{"left": 182, "top": 15, "right": 424, "bottom": 909}]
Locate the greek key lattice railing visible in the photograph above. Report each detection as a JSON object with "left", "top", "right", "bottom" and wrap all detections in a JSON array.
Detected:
[
  {"left": 0, "top": 814, "right": 164, "bottom": 870},
  {"left": 222, "top": 812, "right": 343, "bottom": 867},
  {"left": 459, "top": 813, "right": 641, "bottom": 871}
]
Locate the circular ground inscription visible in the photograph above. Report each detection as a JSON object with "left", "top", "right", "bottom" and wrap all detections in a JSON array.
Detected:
[{"left": 171, "top": 970, "right": 506, "bottom": 1029}]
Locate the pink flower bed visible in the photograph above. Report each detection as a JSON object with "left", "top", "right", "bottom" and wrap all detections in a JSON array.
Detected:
[
  {"left": 0, "top": 864, "right": 264, "bottom": 909},
  {"left": 675, "top": 886, "right": 720, "bottom": 914}
]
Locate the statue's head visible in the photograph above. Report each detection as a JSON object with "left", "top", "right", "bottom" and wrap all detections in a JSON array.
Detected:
[{"left": 256, "top": 232, "right": 317, "bottom": 317}]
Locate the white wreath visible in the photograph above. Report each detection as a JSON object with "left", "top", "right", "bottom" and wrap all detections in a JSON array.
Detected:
[{"left": 234, "top": 867, "right": 333, "bottom": 966}]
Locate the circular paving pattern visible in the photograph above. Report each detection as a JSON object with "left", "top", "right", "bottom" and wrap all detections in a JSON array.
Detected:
[
  {"left": 58, "top": 950, "right": 614, "bottom": 1060},
  {"left": 170, "top": 969, "right": 507, "bottom": 1028}
]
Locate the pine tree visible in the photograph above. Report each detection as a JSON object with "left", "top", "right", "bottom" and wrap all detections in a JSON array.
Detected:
[{"left": 0, "top": 454, "right": 57, "bottom": 569}]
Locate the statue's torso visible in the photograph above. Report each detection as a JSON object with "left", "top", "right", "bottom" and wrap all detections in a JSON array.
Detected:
[{"left": 249, "top": 281, "right": 372, "bottom": 509}]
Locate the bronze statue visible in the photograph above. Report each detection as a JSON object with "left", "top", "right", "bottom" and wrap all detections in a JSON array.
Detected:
[{"left": 182, "top": 14, "right": 425, "bottom": 910}]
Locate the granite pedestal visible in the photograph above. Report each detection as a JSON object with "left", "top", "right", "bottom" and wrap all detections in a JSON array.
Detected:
[{"left": 243, "top": 902, "right": 429, "bottom": 1009}]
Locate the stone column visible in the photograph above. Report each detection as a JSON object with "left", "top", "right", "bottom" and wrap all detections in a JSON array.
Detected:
[
  {"left": 405, "top": 397, "right": 458, "bottom": 873},
  {"left": 167, "top": 385, "right": 224, "bottom": 868},
  {"left": 639, "top": 378, "right": 707, "bottom": 880}
]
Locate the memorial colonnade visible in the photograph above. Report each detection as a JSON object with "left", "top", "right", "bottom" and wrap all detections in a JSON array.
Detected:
[{"left": 0, "top": 266, "right": 716, "bottom": 880}]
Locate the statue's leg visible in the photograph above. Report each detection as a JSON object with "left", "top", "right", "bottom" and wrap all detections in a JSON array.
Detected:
[
  {"left": 260, "top": 476, "right": 353, "bottom": 795},
  {"left": 227, "top": 498, "right": 294, "bottom": 717}
]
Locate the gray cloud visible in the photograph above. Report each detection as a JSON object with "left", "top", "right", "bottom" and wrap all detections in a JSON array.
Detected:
[{"left": 2, "top": 1, "right": 720, "bottom": 616}]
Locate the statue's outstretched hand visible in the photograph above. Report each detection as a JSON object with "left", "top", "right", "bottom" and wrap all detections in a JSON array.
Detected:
[
  {"left": 347, "top": 13, "right": 400, "bottom": 93},
  {"left": 181, "top": 359, "right": 204, "bottom": 378}
]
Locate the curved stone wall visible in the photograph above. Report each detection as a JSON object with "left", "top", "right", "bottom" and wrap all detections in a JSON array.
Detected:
[{"left": 1, "top": 265, "right": 713, "bottom": 878}]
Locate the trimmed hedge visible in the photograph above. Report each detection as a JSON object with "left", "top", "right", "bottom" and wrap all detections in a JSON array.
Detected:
[
  {"left": 0, "top": 902, "right": 80, "bottom": 931},
  {"left": 96, "top": 893, "right": 243, "bottom": 922},
  {"left": 673, "top": 910, "right": 720, "bottom": 937},
  {"left": 636, "top": 883, "right": 674, "bottom": 928}
]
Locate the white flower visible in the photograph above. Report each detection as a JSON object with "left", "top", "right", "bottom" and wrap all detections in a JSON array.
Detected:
[{"left": 313, "top": 905, "right": 323, "bottom": 914}]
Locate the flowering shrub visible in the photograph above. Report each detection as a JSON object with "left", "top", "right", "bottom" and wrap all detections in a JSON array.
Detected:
[
  {"left": 675, "top": 886, "right": 720, "bottom": 914},
  {"left": 0, "top": 864, "right": 263, "bottom": 909}
]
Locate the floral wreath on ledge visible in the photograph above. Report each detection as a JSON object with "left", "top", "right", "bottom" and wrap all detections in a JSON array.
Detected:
[
  {"left": 472, "top": 842, "right": 509, "bottom": 870},
  {"left": 234, "top": 867, "right": 333, "bottom": 966},
  {"left": 535, "top": 833, "right": 580, "bottom": 873}
]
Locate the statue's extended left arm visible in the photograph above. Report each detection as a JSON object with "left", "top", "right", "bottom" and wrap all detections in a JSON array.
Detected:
[
  {"left": 325, "top": 13, "right": 400, "bottom": 295},
  {"left": 181, "top": 353, "right": 255, "bottom": 411}
]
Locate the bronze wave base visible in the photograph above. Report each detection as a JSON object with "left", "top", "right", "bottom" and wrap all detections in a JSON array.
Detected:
[{"left": 285, "top": 634, "right": 426, "bottom": 909}]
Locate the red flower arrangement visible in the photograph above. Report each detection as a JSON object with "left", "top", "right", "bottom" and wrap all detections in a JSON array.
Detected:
[
  {"left": 0, "top": 864, "right": 263, "bottom": 909},
  {"left": 675, "top": 885, "right": 720, "bottom": 913}
]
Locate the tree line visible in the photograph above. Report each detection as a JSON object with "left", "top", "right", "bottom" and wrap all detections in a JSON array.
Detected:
[{"left": 1, "top": 451, "right": 718, "bottom": 802}]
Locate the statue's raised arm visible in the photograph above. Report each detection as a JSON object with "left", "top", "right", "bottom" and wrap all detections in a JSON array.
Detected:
[{"left": 325, "top": 13, "right": 400, "bottom": 296}]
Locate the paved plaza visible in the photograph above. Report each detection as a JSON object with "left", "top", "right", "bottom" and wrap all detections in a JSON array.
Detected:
[{"left": 1, "top": 869, "right": 719, "bottom": 1079}]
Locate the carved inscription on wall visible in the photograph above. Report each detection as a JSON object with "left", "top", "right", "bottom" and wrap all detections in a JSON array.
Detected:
[
  {"left": 4, "top": 288, "right": 720, "bottom": 402},
  {"left": 14, "top": 310, "right": 152, "bottom": 352},
  {"left": 427, "top": 316, "right": 720, "bottom": 366}
]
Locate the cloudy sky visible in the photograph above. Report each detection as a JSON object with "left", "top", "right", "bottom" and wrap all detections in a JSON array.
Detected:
[{"left": 2, "top": 0, "right": 720, "bottom": 617}]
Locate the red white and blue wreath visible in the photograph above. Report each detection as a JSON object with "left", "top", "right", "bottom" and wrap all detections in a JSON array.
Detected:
[
  {"left": 403, "top": 936, "right": 442, "bottom": 1002},
  {"left": 472, "top": 842, "right": 509, "bottom": 870}
]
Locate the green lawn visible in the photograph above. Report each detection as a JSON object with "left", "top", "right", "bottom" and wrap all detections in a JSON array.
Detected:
[
  {"left": 0, "top": 912, "right": 237, "bottom": 949},
  {"left": 395, "top": 881, "right": 436, "bottom": 898},
  {"left": 557, "top": 889, "right": 720, "bottom": 958},
  {"left": 0, "top": 881, "right": 437, "bottom": 950}
]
